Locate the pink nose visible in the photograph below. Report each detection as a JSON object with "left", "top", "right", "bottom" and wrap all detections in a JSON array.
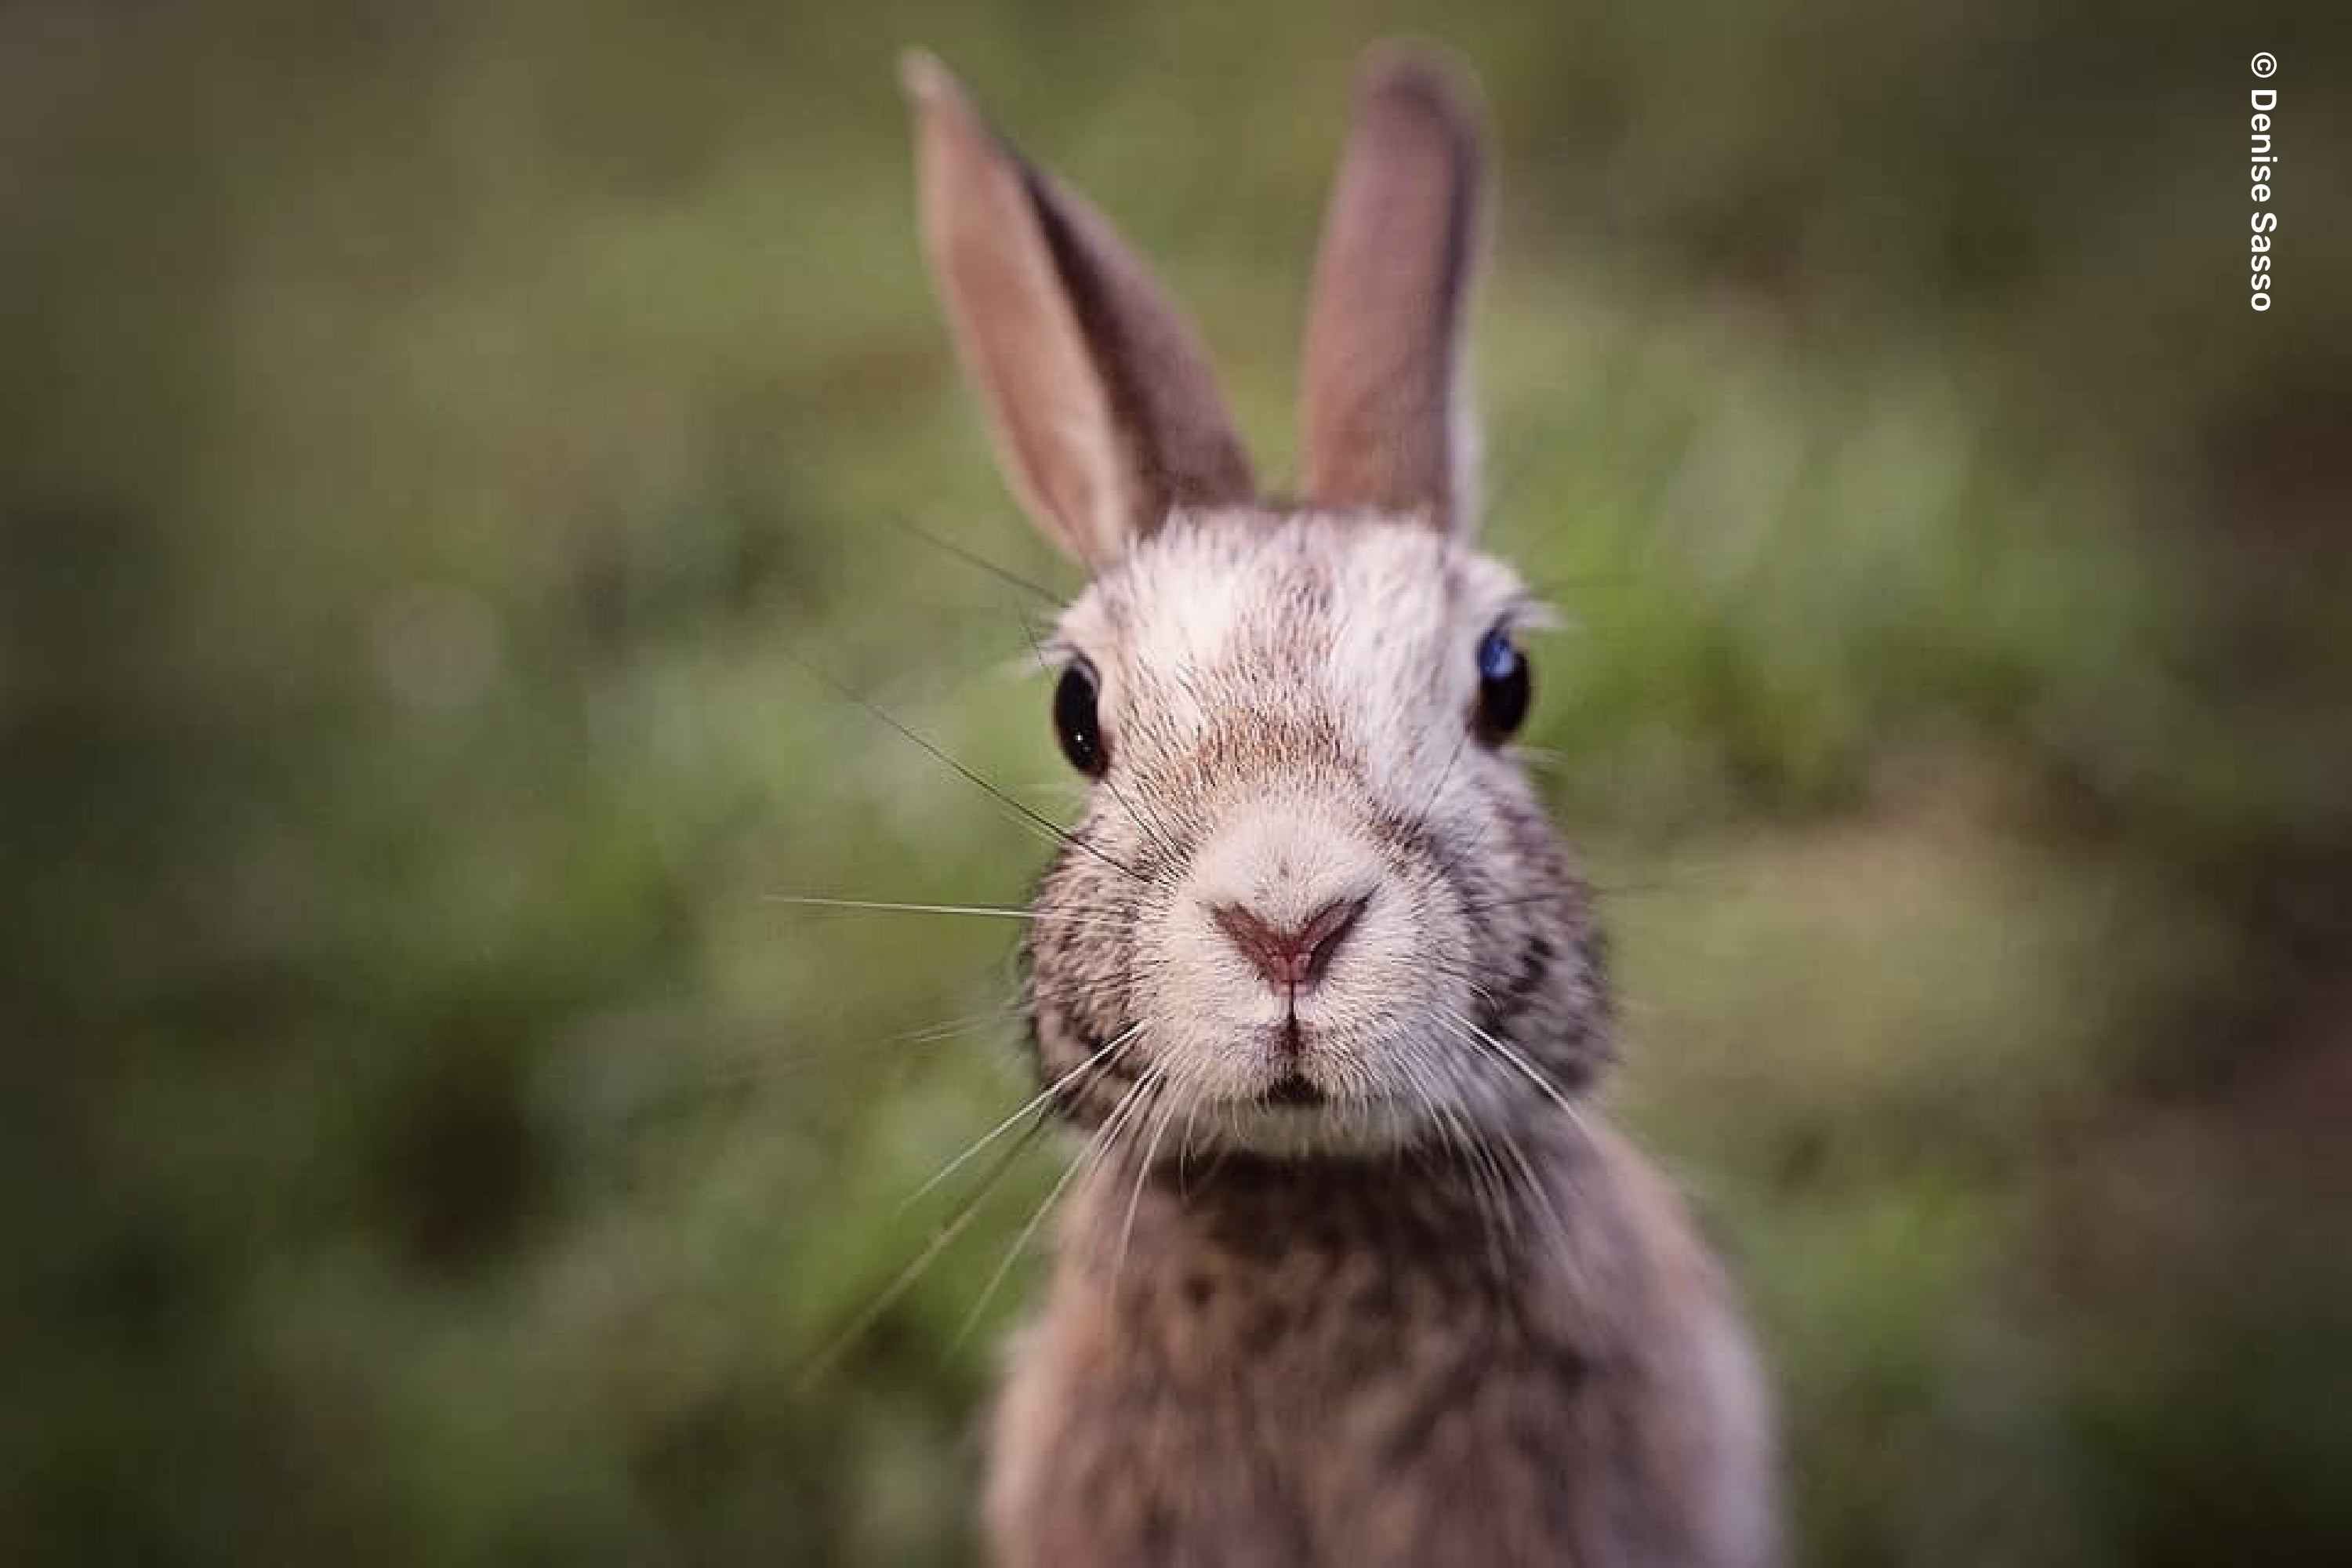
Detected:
[{"left": 1210, "top": 895, "right": 1368, "bottom": 991}]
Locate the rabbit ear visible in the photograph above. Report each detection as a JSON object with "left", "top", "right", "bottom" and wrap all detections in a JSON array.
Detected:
[
  {"left": 902, "top": 53, "right": 1257, "bottom": 570},
  {"left": 1298, "top": 46, "right": 1486, "bottom": 535}
]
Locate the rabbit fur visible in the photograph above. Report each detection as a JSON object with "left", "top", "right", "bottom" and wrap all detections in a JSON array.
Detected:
[{"left": 900, "top": 43, "right": 1777, "bottom": 1568}]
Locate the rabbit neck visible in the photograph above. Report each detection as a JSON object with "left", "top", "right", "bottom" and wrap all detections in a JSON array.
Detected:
[{"left": 1055, "top": 1116, "right": 1623, "bottom": 1317}]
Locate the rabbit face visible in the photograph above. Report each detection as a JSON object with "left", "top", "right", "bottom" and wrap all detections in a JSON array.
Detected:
[{"left": 1024, "top": 510, "right": 1608, "bottom": 1157}]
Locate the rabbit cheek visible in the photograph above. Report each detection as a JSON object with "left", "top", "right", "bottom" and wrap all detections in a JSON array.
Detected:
[{"left": 1021, "top": 844, "right": 1152, "bottom": 1127}]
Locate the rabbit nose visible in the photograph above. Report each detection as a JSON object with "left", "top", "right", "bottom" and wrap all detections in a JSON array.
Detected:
[{"left": 1210, "top": 895, "right": 1368, "bottom": 992}]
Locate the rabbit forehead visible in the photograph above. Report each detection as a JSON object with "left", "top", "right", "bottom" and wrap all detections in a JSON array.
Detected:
[{"left": 1058, "top": 510, "right": 1525, "bottom": 789}]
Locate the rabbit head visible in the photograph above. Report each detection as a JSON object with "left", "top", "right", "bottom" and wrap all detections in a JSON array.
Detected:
[{"left": 906, "top": 48, "right": 1609, "bottom": 1158}]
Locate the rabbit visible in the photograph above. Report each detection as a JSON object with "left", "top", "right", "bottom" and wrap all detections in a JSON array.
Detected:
[{"left": 898, "top": 42, "right": 1778, "bottom": 1568}]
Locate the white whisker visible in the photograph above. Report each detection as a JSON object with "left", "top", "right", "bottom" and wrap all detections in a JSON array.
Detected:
[
  {"left": 951, "top": 1056, "right": 1162, "bottom": 1351},
  {"left": 1114, "top": 1083, "right": 1179, "bottom": 1283},
  {"left": 767, "top": 895, "right": 1132, "bottom": 930},
  {"left": 902, "top": 1022, "right": 1145, "bottom": 1209},
  {"left": 1441, "top": 1010, "right": 1592, "bottom": 1135},
  {"left": 796, "top": 1113, "right": 1049, "bottom": 1392}
]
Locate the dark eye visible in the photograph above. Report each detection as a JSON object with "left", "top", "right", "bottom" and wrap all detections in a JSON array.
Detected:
[
  {"left": 1473, "top": 627, "right": 1531, "bottom": 742},
  {"left": 1053, "top": 659, "right": 1107, "bottom": 775}
]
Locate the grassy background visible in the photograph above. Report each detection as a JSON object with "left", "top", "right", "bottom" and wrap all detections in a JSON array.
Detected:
[{"left": 5, "top": 2, "right": 2349, "bottom": 1563}]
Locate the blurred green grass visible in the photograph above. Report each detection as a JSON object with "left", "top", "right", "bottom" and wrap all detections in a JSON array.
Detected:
[{"left": 5, "top": 2, "right": 2349, "bottom": 1563}]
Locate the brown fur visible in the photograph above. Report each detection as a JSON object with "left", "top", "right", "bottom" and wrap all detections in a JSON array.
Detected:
[
  {"left": 989, "top": 1123, "right": 1768, "bottom": 1567},
  {"left": 900, "top": 44, "right": 1779, "bottom": 1567}
]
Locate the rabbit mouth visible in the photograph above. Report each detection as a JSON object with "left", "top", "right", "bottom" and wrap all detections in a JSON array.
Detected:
[
  {"left": 1253, "top": 1014, "right": 1342, "bottom": 1108},
  {"left": 1258, "top": 1069, "right": 1326, "bottom": 1109}
]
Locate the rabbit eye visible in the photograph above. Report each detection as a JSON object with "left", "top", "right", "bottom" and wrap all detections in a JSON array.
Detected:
[
  {"left": 1053, "top": 659, "right": 1107, "bottom": 775},
  {"left": 1473, "top": 627, "right": 1531, "bottom": 742}
]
